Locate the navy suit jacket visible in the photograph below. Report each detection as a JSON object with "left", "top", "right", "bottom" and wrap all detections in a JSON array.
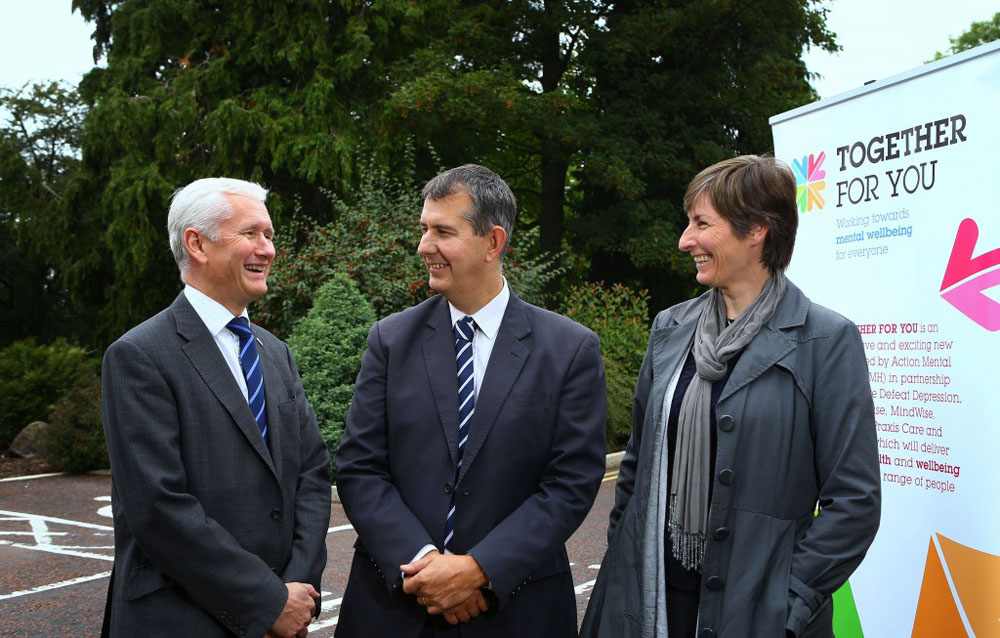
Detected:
[
  {"left": 335, "top": 291, "right": 607, "bottom": 637},
  {"left": 100, "top": 292, "right": 331, "bottom": 637}
]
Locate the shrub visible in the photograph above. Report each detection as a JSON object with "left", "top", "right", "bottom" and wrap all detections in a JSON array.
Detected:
[
  {"left": 256, "top": 153, "right": 564, "bottom": 338},
  {"left": 0, "top": 338, "right": 97, "bottom": 449},
  {"left": 287, "top": 274, "right": 376, "bottom": 480},
  {"left": 44, "top": 370, "right": 108, "bottom": 473},
  {"left": 562, "top": 282, "right": 650, "bottom": 451}
]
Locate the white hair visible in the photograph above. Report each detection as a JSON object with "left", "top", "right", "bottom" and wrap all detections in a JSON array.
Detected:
[{"left": 167, "top": 177, "right": 269, "bottom": 278}]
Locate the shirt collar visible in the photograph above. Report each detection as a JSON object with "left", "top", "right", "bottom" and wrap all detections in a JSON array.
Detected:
[
  {"left": 448, "top": 278, "right": 509, "bottom": 342},
  {"left": 183, "top": 285, "right": 250, "bottom": 336}
]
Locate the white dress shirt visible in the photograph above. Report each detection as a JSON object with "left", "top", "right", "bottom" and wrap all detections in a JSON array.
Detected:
[
  {"left": 447, "top": 278, "right": 510, "bottom": 401},
  {"left": 183, "top": 285, "right": 252, "bottom": 402}
]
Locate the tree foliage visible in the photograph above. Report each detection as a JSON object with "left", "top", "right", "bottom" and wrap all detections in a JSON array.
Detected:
[
  {"left": 573, "top": 0, "right": 837, "bottom": 311},
  {"left": 0, "top": 0, "right": 839, "bottom": 350},
  {"left": 0, "top": 82, "right": 87, "bottom": 346},
  {"left": 933, "top": 12, "right": 1000, "bottom": 60},
  {"left": 64, "top": 0, "right": 436, "bottom": 344},
  {"left": 382, "top": 0, "right": 612, "bottom": 270}
]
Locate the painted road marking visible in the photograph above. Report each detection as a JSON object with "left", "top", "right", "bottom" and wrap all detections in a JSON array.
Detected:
[
  {"left": 0, "top": 510, "right": 113, "bottom": 532},
  {"left": 327, "top": 524, "right": 354, "bottom": 534},
  {"left": 0, "top": 472, "right": 66, "bottom": 483},
  {"left": 0, "top": 509, "right": 114, "bottom": 565},
  {"left": 0, "top": 571, "right": 112, "bottom": 601},
  {"left": 603, "top": 471, "right": 619, "bottom": 482}
]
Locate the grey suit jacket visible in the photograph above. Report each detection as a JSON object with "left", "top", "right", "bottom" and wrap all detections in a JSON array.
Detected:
[
  {"left": 100, "top": 292, "right": 331, "bottom": 637},
  {"left": 334, "top": 291, "right": 607, "bottom": 638}
]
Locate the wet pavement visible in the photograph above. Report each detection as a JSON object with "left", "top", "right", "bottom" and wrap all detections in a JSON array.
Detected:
[{"left": 0, "top": 470, "right": 617, "bottom": 637}]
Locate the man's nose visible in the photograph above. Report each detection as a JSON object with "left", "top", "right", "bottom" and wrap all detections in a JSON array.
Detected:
[
  {"left": 417, "top": 232, "right": 432, "bottom": 255},
  {"left": 258, "top": 235, "right": 276, "bottom": 258}
]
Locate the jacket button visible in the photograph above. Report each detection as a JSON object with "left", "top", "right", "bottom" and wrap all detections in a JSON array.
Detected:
[
  {"left": 713, "top": 527, "right": 730, "bottom": 541},
  {"left": 718, "top": 414, "right": 734, "bottom": 432},
  {"left": 706, "top": 576, "right": 724, "bottom": 591},
  {"left": 700, "top": 629, "right": 716, "bottom": 638},
  {"left": 270, "top": 509, "right": 281, "bottom": 520},
  {"left": 718, "top": 469, "right": 734, "bottom": 485},
  {"left": 444, "top": 483, "right": 453, "bottom": 495}
]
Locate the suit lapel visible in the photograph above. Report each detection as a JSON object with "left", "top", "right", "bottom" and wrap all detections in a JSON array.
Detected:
[
  {"left": 456, "top": 297, "right": 530, "bottom": 485},
  {"left": 257, "top": 332, "right": 283, "bottom": 480},
  {"left": 423, "top": 298, "right": 460, "bottom": 467},
  {"left": 171, "top": 294, "right": 277, "bottom": 478}
]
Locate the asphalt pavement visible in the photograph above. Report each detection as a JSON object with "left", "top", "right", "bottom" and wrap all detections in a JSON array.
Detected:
[{"left": 0, "top": 468, "right": 618, "bottom": 637}]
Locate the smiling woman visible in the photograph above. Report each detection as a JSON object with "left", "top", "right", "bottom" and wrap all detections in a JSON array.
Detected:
[{"left": 581, "top": 155, "right": 882, "bottom": 638}]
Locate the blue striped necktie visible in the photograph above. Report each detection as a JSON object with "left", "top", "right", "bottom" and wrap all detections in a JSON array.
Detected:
[
  {"left": 445, "top": 315, "right": 476, "bottom": 551},
  {"left": 226, "top": 317, "right": 268, "bottom": 440}
]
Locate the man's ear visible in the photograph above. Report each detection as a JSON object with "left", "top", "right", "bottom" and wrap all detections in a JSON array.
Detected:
[
  {"left": 184, "top": 228, "right": 209, "bottom": 265},
  {"left": 484, "top": 226, "right": 507, "bottom": 263}
]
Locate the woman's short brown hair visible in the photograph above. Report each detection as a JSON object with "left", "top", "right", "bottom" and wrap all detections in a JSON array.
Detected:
[{"left": 683, "top": 155, "right": 798, "bottom": 272}]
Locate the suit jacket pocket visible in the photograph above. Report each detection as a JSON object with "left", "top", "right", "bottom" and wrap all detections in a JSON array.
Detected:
[
  {"left": 506, "top": 392, "right": 550, "bottom": 407},
  {"left": 125, "top": 562, "right": 173, "bottom": 601},
  {"left": 278, "top": 397, "right": 298, "bottom": 415}
]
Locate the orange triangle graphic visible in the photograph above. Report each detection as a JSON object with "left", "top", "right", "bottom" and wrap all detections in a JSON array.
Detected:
[
  {"left": 911, "top": 536, "right": 966, "bottom": 637},
  {"left": 937, "top": 532, "right": 1000, "bottom": 636}
]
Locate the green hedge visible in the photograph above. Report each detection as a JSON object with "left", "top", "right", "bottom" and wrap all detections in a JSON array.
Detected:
[
  {"left": 288, "top": 274, "right": 376, "bottom": 480},
  {"left": 562, "top": 282, "right": 649, "bottom": 451},
  {"left": 44, "top": 370, "right": 108, "bottom": 473},
  {"left": 0, "top": 338, "right": 97, "bottom": 449}
]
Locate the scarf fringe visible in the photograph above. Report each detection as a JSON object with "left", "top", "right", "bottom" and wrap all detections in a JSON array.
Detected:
[{"left": 668, "top": 493, "right": 706, "bottom": 571}]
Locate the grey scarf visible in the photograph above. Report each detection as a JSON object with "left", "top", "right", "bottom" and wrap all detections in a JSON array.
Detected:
[{"left": 668, "top": 270, "right": 787, "bottom": 570}]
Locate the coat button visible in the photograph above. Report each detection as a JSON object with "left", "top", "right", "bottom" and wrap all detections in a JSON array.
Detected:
[
  {"left": 706, "top": 576, "right": 724, "bottom": 591},
  {"left": 700, "top": 629, "right": 715, "bottom": 638},
  {"left": 718, "top": 469, "right": 734, "bottom": 485},
  {"left": 718, "top": 414, "right": 734, "bottom": 432},
  {"left": 270, "top": 509, "right": 281, "bottom": 520},
  {"left": 444, "top": 483, "right": 453, "bottom": 494},
  {"left": 713, "top": 527, "right": 730, "bottom": 541}
]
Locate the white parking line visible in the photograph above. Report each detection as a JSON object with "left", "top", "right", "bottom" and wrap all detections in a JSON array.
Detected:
[
  {"left": 0, "top": 540, "right": 114, "bottom": 562},
  {"left": 327, "top": 524, "right": 354, "bottom": 534},
  {"left": 0, "top": 472, "right": 66, "bottom": 483},
  {"left": 0, "top": 571, "right": 112, "bottom": 601},
  {"left": 0, "top": 510, "right": 114, "bottom": 532}
]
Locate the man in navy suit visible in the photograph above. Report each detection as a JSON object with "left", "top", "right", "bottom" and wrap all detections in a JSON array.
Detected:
[{"left": 335, "top": 164, "right": 607, "bottom": 637}]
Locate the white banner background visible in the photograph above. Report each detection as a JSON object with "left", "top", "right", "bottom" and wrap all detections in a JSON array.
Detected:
[{"left": 771, "top": 42, "right": 1000, "bottom": 637}]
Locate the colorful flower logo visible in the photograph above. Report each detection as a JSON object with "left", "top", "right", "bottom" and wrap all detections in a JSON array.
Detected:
[{"left": 792, "top": 152, "right": 826, "bottom": 212}]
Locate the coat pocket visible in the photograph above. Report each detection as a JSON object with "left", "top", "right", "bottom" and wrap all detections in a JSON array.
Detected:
[{"left": 124, "top": 562, "right": 173, "bottom": 601}]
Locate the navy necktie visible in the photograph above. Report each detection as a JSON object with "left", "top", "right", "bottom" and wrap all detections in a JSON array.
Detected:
[
  {"left": 445, "top": 316, "right": 476, "bottom": 551},
  {"left": 226, "top": 317, "right": 268, "bottom": 440}
]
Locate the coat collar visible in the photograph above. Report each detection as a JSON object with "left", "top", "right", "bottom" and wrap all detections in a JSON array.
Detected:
[
  {"left": 170, "top": 293, "right": 278, "bottom": 478},
  {"left": 651, "top": 280, "right": 811, "bottom": 404}
]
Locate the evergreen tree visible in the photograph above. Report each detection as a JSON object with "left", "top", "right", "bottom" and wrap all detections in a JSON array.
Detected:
[
  {"left": 0, "top": 82, "right": 87, "bottom": 346},
  {"left": 574, "top": 0, "right": 837, "bottom": 311},
  {"left": 67, "top": 0, "right": 434, "bottom": 344}
]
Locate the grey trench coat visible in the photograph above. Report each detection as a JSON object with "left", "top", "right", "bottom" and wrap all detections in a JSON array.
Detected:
[{"left": 580, "top": 281, "right": 881, "bottom": 638}]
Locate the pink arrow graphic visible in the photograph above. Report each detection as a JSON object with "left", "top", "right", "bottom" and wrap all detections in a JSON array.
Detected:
[
  {"left": 940, "top": 218, "right": 1000, "bottom": 290},
  {"left": 940, "top": 218, "right": 1000, "bottom": 331}
]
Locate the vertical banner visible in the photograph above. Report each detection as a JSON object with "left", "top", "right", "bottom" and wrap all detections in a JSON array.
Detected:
[{"left": 771, "top": 42, "right": 1000, "bottom": 638}]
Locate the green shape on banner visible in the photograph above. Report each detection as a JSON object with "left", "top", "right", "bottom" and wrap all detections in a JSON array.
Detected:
[{"left": 832, "top": 580, "right": 864, "bottom": 638}]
